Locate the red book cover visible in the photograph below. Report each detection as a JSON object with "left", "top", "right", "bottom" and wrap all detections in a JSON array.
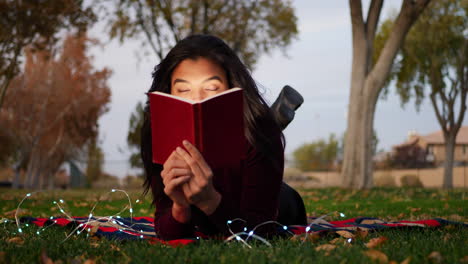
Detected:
[{"left": 148, "top": 88, "right": 245, "bottom": 168}]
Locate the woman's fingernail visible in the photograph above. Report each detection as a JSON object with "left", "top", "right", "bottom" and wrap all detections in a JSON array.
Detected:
[{"left": 183, "top": 140, "right": 189, "bottom": 145}]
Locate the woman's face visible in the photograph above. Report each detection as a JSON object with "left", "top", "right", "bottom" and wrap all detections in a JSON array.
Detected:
[{"left": 171, "top": 57, "right": 228, "bottom": 102}]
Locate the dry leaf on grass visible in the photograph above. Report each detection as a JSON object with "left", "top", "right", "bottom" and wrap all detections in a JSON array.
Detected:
[
  {"left": 329, "top": 237, "right": 344, "bottom": 245},
  {"left": 0, "top": 252, "right": 5, "bottom": 263},
  {"left": 3, "top": 208, "right": 30, "bottom": 218},
  {"left": 356, "top": 227, "right": 369, "bottom": 239},
  {"left": 365, "top": 236, "right": 388, "bottom": 248},
  {"left": 90, "top": 242, "right": 100, "bottom": 248},
  {"left": 336, "top": 230, "right": 354, "bottom": 239},
  {"left": 290, "top": 233, "right": 320, "bottom": 242},
  {"left": 7, "top": 237, "right": 24, "bottom": 245},
  {"left": 40, "top": 250, "right": 53, "bottom": 264},
  {"left": 315, "top": 244, "right": 336, "bottom": 252},
  {"left": 401, "top": 256, "right": 412, "bottom": 264},
  {"left": 83, "top": 259, "right": 96, "bottom": 264},
  {"left": 410, "top": 208, "right": 421, "bottom": 213},
  {"left": 460, "top": 256, "right": 468, "bottom": 263},
  {"left": 427, "top": 251, "right": 442, "bottom": 263},
  {"left": 364, "top": 249, "right": 388, "bottom": 264},
  {"left": 110, "top": 244, "right": 121, "bottom": 252}
]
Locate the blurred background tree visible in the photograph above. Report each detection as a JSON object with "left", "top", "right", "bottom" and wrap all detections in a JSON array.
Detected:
[
  {"left": 0, "top": 0, "right": 96, "bottom": 109},
  {"left": 0, "top": 34, "right": 111, "bottom": 189},
  {"left": 119, "top": 0, "right": 299, "bottom": 173},
  {"left": 292, "top": 134, "right": 339, "bottom": 171},
  {"left": 85, "top": 136, "right": 105, "bottom": 187},
  {"left": 376, "top": 0, "right": 467, "bottom": 188},
  {"left": 127, "top": 102, "right": 144, "bottom": 176}
]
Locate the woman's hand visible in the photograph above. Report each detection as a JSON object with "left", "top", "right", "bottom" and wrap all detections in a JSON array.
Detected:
[
  {"left": 161, "top": 150, "right": 192, "bottom": 223},
  {"left": 176, "top": 140, "right": 221, "bottom": 215}
]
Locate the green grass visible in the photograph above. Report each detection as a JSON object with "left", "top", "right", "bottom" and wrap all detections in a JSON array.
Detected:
[{"left": 0, "top": 188, "right": 467, "bottom": 263}]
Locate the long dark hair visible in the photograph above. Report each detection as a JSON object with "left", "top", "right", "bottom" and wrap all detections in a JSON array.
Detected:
[{"left": 141, "top": 34, "right": 283, "bottom": 204}]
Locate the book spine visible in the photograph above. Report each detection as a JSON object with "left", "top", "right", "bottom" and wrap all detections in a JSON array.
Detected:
[{"left": 193, "top": 104, "right": 203, "bottom": 152}]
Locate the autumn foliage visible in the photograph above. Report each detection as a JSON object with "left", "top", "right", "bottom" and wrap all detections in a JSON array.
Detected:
[{"left": 0, "top": 34, "right": 111, "bottom": 189}]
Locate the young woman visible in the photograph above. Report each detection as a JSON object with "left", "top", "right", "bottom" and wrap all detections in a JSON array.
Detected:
[{"left": 141, "top": 34, "right": 306, "bottom": 240}]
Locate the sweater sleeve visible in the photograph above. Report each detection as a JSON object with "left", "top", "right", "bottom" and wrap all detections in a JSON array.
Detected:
[
  {"left": 153, "top": 194, "right": 194, "bottom": 240},
  {"left": 207, "top": 121, "right": 284, "bottom": 235}
]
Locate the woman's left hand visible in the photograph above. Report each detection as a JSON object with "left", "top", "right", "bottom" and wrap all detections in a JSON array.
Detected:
[{"left": 176, "top": 140, "right": 221, "bottom": 215}]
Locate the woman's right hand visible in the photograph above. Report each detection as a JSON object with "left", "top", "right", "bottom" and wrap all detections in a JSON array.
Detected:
[{"left": 161, "top": 150, "right": 192, "bottom": 222}]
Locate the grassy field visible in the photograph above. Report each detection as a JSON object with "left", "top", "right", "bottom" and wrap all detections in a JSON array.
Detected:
[{"left": 0, "top": 188, "right": 466, "bottom": 263}]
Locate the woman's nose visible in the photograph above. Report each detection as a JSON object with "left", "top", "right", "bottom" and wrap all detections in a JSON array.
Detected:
[{"left": 191, "top": 89, "right": 206, "bottom": 102}]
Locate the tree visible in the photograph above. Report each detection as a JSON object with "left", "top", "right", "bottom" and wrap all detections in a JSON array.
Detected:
[
  {"left": 293, "top": 134, "right": 339, "bottom": 171},
  {"left": 118, "top": 0, "right": 298, "bottom": 170},
  {"left": 341, "top": 0, "right": 430, "bottom": 189},
  {"left": 376, "top": 0, "right": 467, "bottom": 188},
  {"left": 106, "top": 0, "right": 298, "bottom": 69},
  {"left": 0, "top": 34, "right": 111, "bottom": 189},
  {"left": 127, "top": 101, "right": 144, "bottom": 176},
  {"left": 0, "top": 0, "right": 96, "bottom": 109},
  {"left": 85, "top": 136, "right": 105, "bottom": 186}
]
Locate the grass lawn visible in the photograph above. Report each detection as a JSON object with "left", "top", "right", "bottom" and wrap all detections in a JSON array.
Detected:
[{"left": 0, "top": 187, "right": 466, "bottom": 263}]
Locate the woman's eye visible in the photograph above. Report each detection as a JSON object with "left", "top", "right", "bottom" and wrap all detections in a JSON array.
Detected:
[
  {"left": 205, "top": 86, "right": 219, "bottom": 91},
  {"left": 177, "top": 89, "right": 190, "bottom": 93}
]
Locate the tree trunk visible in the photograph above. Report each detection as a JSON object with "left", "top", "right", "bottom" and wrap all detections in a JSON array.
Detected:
[
  {"left": 342, "top": 0, "right": 430, "bottom": 189},
  {"left": 442, "top": 132, "right": 456, "bottom": 189}
]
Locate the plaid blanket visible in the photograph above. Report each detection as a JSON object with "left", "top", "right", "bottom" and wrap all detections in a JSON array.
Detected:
[{"left": 21, "top": 216, "right": 467, "bottom": 246}]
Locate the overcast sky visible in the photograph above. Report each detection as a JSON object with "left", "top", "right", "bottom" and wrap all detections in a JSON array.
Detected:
[{"left": 88, "top": 1, "right": 467, "bottom": 178}]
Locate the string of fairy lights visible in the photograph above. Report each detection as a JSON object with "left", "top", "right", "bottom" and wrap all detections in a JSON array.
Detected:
[{"left": 2, "top": 189, "right": 349, "bottom": 247}]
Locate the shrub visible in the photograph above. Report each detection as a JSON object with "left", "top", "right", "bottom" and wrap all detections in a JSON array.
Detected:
[
  {"left": 374, "top": 173, "right": 397, "bottom": 187},
  {"left": 400, "top": 174, "right": 424, "bottom": 187},
  {"left": 283, "top": 167, "right": 307, "bottom": 181}
]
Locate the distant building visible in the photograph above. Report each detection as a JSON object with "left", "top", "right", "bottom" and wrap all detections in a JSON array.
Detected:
[{"left": 393, "top": 126, "right": 468, "bottom": 166}]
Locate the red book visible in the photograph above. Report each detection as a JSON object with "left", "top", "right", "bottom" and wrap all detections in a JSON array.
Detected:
[{"left": 148, "top": 88, "right": 245, "bottom": 168}]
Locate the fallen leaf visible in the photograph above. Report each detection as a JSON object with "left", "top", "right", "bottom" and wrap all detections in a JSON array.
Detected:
[
  {"left": 443, "top": 234, "right": 451, "bottom": 242},
  {"left": 329, "top": 237, "right": 344, "bottom": 245},
  {"left": 444, "top": 203, "right": 449, "bottom": 209},
  {"left": 410, "top": 208, "right": 421, "bottom": 213},
  {"left": 83, "top": 259, "right": 96, "bottom": 264},
  {"left": 40, "top": 250, "right": 53, "bottom": 264},
  {"left": 397, "top": 213, "right": 405, "bottom": 219},
  {"left": 290, "top": 233, "right": 320, "bottom": 242},
  {"left": 427, "top": 251, "right": 442, "bottom": 263},
  {"left": 139, "top": 208, "right": 149, "bottom": 214},
  {"left": 315, "top": 244, "right": 336, "bottom": 252},
  {"left": 90, "top": 242, "right": 100, "bottom": 248},
  {"left": 460, "top": 256, "right": 468, "bottom": 263},
  {"left": 389, "top": 261, "right": 398, "bottom": 264},
  {"left": 0, "top": 252, "right": 5, "bottom": 263},
  {"left": 336, "top": 230, "right": 355, "bottom": 239},
  {"left": 401, "top": 256, "right": 412, "bottom": 264},
  {"left": 3, "top": 208, "right": 30, "bottom": 218},
  {"left": 356, "top": 227, "right": 369, "bottom": 239},
  {"left": 365, "top": 237, "right": 388, "bottom": 248},
  {"left": 7, "top": 237, "right": 24, "bottom": 245},
  {"left": 448, "top": 214, "right": 463, "bottom": 222},
  {"left": 110, "top": 244, "right": 121, "bottom": 252},
  {"left": 364, "top": 249, "right": 388, "bottom": 264}
]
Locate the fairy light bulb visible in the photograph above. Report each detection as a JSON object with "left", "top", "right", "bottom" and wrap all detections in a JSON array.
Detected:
[
  {"left": 305, "top": 226, "right": 311, "bottom": 232},
  {"left": 283, "top": 226, "right": 288, "bottom": 230},
  {"left": 59, "top": 199, "right": 64, "bottom": 203},
  {"left": 227, "top": 220, "right": 232, "bottom": 224},
  {"left": 248, "top": 231, "right": 254, "bottom": 236},
  {"left": 26, "top": 193, "right": 31, "bottom": 197},
  {"left": 340, "top": 213, "right": 345, "bottom": 217},
  {"left": 136, "top": 199, "right": 140, "bottom": 203}
]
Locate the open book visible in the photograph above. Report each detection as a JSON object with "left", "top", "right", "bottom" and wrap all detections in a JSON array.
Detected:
[{"left": 148, "top": 88, "right": 245, "bottom": 167}]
